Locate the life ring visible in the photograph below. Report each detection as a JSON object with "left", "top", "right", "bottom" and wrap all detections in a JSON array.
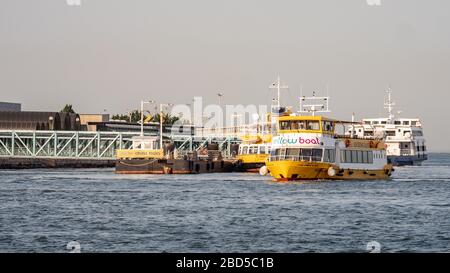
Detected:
[
  {"left": 345, "top": 139, "right": 351, "bottom": 147},
  {"left": 259, "top": 166, "right": 268, "bottom": 176},
  {"left": 327, "top": 167, "right": 336, "bottom": 177},
  {"left": 369, "top": 140, "right": 375, "bottom": 148}
]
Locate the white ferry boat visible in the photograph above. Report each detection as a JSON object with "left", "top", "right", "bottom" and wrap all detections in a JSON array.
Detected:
[{"left": 347, "top": 89, "right": 427, "bottom": 166}]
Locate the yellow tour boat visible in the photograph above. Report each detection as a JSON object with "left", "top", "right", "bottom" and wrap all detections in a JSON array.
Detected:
[{"left": 263, "top": 115, "right": 393, "bottom": 181}]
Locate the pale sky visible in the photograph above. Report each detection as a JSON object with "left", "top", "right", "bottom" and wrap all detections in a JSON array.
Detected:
[{"left": 0, "top": 0, "right": 449, "bottom": 151}]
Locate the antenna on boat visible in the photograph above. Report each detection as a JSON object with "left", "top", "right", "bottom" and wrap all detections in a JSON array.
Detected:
[
  {"left": 269, "top": 75, "right": 289, "bottom": 109},
  {"left": 384, "top": 85, "right": 396, "bottom": 122},
  {"left": 299, "top": 91, "right": 331, "bottom": 116}
]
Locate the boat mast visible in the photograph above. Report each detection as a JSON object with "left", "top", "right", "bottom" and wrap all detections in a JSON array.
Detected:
[
  {"left": 384, "top": 86, "right": 396, "bottom": 122},
  {"left": 299, "top": 91, "right": 331, "bottom": 116},
  {"left": 269, "top": 75, "right": 289, "bottom": 109}
]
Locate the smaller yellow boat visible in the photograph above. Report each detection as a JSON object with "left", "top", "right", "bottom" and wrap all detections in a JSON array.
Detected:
[{"left": 235, "top": 134, "right": 272, "bottom": 172}]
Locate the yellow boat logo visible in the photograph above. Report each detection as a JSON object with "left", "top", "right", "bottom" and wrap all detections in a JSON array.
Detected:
[{"left": 273, "top": 136, "right": 321, "bottom": 145}]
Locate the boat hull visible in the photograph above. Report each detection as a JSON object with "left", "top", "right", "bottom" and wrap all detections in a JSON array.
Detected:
[
  {"left": 116, "top": 158, "right": 234, "bottom": 174},
  {"left": 266, "top": 161, "right": 393, "bottom": 182},
  {"left": 388, "top": 155, "right": 428, "bottom": 166},
  {"left": 235, "top": 154, "right": 268, "bottom": 173},
  {"left": 234, "top": 162, "right": 266, "bottom": 173}
]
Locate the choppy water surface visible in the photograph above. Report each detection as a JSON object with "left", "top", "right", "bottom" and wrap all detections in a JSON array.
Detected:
[{"left": 1, "top": 153, "right": 449, "bottom": 252}]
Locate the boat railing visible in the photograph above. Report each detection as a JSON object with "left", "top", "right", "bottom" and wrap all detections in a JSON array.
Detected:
[{"left": 196, "top": 125, "right": 273, "bottom": 138}]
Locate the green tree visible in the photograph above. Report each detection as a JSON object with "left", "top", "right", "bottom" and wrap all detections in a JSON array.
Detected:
[
  {"left": 151, "top": 112, "right": 181, "bottom": 125},
  {"left": 111, "top": 110, "right": 141, "bottom": 123},
  {"left": 61, "top": 104, "right": 75, "bottom": 114},
  {"left": 111, "top": 110, "right": 181, "bottom": 125}
]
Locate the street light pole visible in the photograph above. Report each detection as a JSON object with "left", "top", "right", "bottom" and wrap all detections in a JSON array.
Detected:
[
  {"left": 217, "top": 92, "right": 223, "bottom": 107},
  {"left": 159, "top": 103, "right": 173, "bottom": 149}
]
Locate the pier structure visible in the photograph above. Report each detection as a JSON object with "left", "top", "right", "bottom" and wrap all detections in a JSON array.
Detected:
[{"left": 0, "top": 130, "right": 241, "bottom": 167}]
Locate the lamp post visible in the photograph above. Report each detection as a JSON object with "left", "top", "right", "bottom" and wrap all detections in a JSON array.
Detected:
[
  {"left": 140, "top": 100, "right": 155, "bottom": 137},
  {"left": 217, "top": 92, "right": 223, "bottom": 107},
  {"left": 159, "top": 103, "right": 173, "bottom": 149}
]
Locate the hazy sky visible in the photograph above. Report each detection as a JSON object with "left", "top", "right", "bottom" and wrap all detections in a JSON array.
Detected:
[{"left": 0, "top": 0, "right": 449, "bottom": 151}]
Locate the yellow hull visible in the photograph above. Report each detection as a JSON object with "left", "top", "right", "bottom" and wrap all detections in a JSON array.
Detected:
[
  {"left": 236, "top": 154, "right": 269, "bottom": 164},
  {"left": 235, "top": 154, "right": 269, "bottom": 172},
  {"left": 266, "top": 161, "right": 393, "bottom": 182}
]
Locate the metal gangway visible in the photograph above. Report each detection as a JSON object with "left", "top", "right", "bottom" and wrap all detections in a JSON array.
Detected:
[{"left": 0, "top": 130, "right": 241, "bottom": 160}]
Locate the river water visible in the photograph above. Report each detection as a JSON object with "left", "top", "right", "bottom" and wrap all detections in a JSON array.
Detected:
[{"left": 0, "top": 153, "right": 449, "bottom": 252}]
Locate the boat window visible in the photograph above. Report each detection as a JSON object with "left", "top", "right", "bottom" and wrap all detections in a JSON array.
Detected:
[
  {"left": 322, "top": 121, "right": 334, "bottom": 132},
  {"left": 276, "top": 148, "right": 286, "bottom": 157},
  {"left": 345, "top": 150, "right": 352, "bottom": 163},
  {"left": 350, "top": 150, "right": 357, "bottom": 163},
  {"left": 411, "top": 121, "right": 417, "bottom": 126},
  {"left": 403, "top": 121, "right": 409, "bottom": 125},
  {"left": 286, "top": 148, "right": 300, "bottom": 159},
  {"left": 362, "top": 151, "right": 369, "bottom": 163},
  {"left": 373, "top": 121, "right": 379, "bottom": 125},
  {"left": 341, "top": 150, "right": 374, "bottom": 164},
  {"left": 298, "top": 120, "right": 306, "bottom": 130},
  {"left": 312, "top": 149, "right": 323, "bottom": 162},
  {"left": 381, "top": 121, "right": 387, "bottom": 124},
  {"left": 394, "top": 121, "right": 401, "bottom": 125},
  {"left": 242, "top": 146, "right": 248, "bottom": 154},
  {"left": 323, "top": 149, "right": 335, "bottom": 163},
  {"left": 364, "top": 130, "right": 374, "bottom": 137},
  {"left": 364, "top": 121, "right": 371, "bottom": 125},
  {"left": 300, "top": 148, "right": 312, "bottom": 157},
  {"left": 280, "top": 121, "right": 291, "bottom": 130},
  {"left": 307, "top": 121, "right": 320, "bottom": 130},
  {"left": 259, "top": 146, "right": 266, "bottom": 154},
  {"left": 248, "top": 146, "right": 256, "bottom": 154},
  {"left": 357, "top": 151, "right": 363, "bottom": 163},
  {"left": 330, "top": 150, "right": 335, "bottom": 162},
  {"left": 386, "top": 131, "right": 396, "bottom": 136},
  {"left": 294, "top": 120, "right": 308, "bottom": 130},
  {"left": 280, "top": 120, "right": 321, "bottom": 131},
  {"left": 300, "top": 148, "right": 312, "bottom": 160},
  {"left": 290, "top": 121, "right": 299, "bottom": 130}
]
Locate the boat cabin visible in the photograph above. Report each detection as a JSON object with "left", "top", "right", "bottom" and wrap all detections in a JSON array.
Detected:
[
  {"left": 238, "top": 144, "right": 271, "bottom": 155},
  {"left": 277, "top": 116, "right": 336, "bottom": 134},
  {"left": 131, "top": 136, "right": 161, "bottom": 150}
]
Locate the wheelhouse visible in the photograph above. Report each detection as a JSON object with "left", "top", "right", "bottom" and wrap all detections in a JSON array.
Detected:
[{"left": 277, "top": 116, "right": 336, "bottom": 134}]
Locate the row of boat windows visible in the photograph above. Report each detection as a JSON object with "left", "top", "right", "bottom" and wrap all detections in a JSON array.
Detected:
[
  {"left": 341, "top": 150, "right": 378, "bottom": 164},
  {"left": 352, "top": 129, "right": 423, "bottom": 137},
  {"left": 364, "top": 120, "right": 418, "bottom": 126},
  {"left": 269, "top": 148, "right": 336, "bottom": 163},
  {"left": 270, "top": 148, "right": 383, "bottom": 164},
  {"left": 239, "top": 145, "right": 271, "bottom": 155},
  {"left": 279, "top": 120, "right": 334, "bottom": 132}
]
